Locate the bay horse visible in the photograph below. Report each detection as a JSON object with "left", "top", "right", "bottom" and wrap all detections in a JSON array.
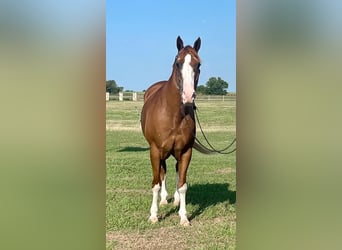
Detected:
[{"left": 141, "top": 36, "right": 206, "bottom": 226}]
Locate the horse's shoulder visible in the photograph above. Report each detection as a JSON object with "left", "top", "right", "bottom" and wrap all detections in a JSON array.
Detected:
[{"left": 144, "top": 81, "right": 167, "bottom": 102}]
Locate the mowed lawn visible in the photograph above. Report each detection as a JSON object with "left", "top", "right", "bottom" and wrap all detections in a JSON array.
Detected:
[{"left": 106, "top": 100, "right": 236, "bottom": 249}]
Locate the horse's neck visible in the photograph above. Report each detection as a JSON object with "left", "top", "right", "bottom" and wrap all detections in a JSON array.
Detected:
[
  {"left": 167, "top": 73, "right": 195, "bottom": 118},
  {"left": 165, "top": 71, "right": 181, "bottom": 101}
]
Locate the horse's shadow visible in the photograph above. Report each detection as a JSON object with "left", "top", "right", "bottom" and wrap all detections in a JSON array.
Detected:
[
  {"left": 162, "top": 183, "right": 236, "bottom": 221},
  {"left": 187, "top": 183, "right": 236, "bottom": 220},
  {"left": 117, "top": 146, "right": 150, "bottom": 152}
]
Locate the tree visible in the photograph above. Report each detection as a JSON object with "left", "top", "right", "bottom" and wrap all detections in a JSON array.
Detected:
[
  {"left": 196, "top": 85, "right": 207, "bottom": 95},
  {"left": 196, "top": 77, "right": 229, "bottom": 95},
  {"left": 206, "top": 77, "right": 228, "bottom": 95},
  {"left": 106, "top": 80, "right": 123, "bottom": 94}
]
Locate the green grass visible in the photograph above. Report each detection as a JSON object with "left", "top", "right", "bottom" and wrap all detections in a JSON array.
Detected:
[{"left": 106, "top": 100, "right": 236, "bottom": 249}]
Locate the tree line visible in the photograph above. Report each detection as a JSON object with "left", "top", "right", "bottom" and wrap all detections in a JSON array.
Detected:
[
  {"left": 106, "top": 80, "right": 123, "bottom": 94},
  {"left": 106, "top": 77, "right": 229, "bottom": 95}
]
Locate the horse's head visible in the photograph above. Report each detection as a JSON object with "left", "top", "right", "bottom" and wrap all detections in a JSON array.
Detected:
[{"left": 173, "top": 36, "right": 201, "bottom": 104}]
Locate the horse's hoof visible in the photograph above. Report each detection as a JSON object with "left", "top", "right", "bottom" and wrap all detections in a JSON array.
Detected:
[
  {"left": 159, "top": 200, "right": 168, "bottom": 206},
  {"left": 180, "top": 218, "right": 191, "bottom": 226},
  {"left": 173, "top": 200, "right": 180, "bottom": 206},
  {"left": 149, "top": 216, "right": 158, "bottom": 223}
]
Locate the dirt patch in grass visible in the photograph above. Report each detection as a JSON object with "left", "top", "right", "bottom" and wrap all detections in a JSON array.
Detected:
[
  {"left": 106, "top": 123, "right": 236, "bottom": 132},
  {"left": 106, "top": 216, "right": 236, "bottom": 250},
  {"left": 106, "top": 226, "right": 187, "bottom": 250},
  {"left": 106, "top": 188, "right": 150, "bottom": 195},
  {"left": 215, "top": 167, "right": 236, "bottom": 175},
  {"left": 106, "top": 121, "right": 141, "bottom": 131}
]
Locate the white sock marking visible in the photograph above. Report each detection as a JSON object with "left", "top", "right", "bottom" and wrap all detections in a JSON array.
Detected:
[
  {"left": 160, "top": 175, "right": 168, "bottom": 205},
  {"left": 150, "top": 184, "right": 160, "bottom": 222},
  {"left": 181, "top": 54, "right": 195, "bottom": 103},
  {"left": 178, "top": 183, "right": 189, "bottom": 225}
]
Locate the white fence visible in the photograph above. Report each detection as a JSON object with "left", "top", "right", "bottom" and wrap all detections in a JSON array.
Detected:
[
  {"left": 195, "top": 95, "right": 236, "bottom": 102},
  {"left": 106, "top": 92, "right": 236, "bottom": 102}
]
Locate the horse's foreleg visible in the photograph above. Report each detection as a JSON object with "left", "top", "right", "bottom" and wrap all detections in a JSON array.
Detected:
[
  {"left": 177, "top": 148, "right": 192, "bottom": 226},
  {"left": 159, "top": 160, "right": 168, "bottom": 206},
  {"left": 178, "top": 183, "right": 189, "bottom": 226},
  {"left": 149, "top": 145, "right": 161, "bottom": 223},
  {"left": 150, "top": 183, "right": 160, "bottom": 223}
]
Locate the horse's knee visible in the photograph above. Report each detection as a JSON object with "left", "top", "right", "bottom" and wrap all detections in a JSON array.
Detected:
[
  {"left": 152, "top": 183, "right": 160, "bottom": 192},
  {"left": 178, "top": 183, "right": 187, "bottom": 193}
]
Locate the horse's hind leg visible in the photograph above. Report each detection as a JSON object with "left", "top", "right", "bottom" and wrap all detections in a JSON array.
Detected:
[
  {"left": 173, "top": 162, "right": 180, "bottom": 206},
  {"left": 149, "top": 145, "right": 161, "bottom": 223},
  {"left": 159, "top": 160, "right": 168, "bottom": 206}
]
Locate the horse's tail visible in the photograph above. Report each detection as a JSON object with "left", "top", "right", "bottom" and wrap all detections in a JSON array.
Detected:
[{"left": 193, "top": 141, "right": 215, "bottom": 154}]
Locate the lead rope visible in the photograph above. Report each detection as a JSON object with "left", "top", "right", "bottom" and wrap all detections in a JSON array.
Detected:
[{"left": 194, "top": 103, "right": 236, "bottom": 155}]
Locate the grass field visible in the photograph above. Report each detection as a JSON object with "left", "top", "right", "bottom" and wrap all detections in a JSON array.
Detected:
[{"left": 106, "top": 100, "right": 236, "bottom": 249}]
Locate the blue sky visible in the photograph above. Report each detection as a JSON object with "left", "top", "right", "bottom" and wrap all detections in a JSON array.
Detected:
[{"left": 106, "top": 0, "right": 236, "bottom": 92}]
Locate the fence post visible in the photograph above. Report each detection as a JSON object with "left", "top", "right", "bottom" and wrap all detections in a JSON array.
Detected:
[
  {"left": 119, "top": 92, "right": 123, "bottom": 101},
  {"left": 132, "top": 92, "right": 137, "bottom": 101},
  {"left": 106, "top": 92, "right": 109, "bottom": 101}
]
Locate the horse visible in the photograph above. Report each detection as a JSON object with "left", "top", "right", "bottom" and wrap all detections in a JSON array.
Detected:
[{"left": 141, "top": 36, "right": 207, "bottom": 226}]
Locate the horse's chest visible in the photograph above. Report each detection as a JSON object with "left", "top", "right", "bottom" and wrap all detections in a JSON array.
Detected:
[
  {"left": 159, "top": 133, "right": 188, "bottom": 160},
  {"left": 166, "top": 119, "right": 195, "bottom": 148}
]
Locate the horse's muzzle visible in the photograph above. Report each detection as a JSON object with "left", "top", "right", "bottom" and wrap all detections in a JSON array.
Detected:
[{"left": 182, "top": 91, "right": 196, "bottom": 104}]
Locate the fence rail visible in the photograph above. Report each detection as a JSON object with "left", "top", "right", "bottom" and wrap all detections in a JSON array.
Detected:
[{"left": 107, "top": 92, "right": 236, "bottom": 102}]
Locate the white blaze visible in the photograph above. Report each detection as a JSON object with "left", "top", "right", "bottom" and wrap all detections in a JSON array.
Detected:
[{"left": 181, "top": 54, "right": 195, "bottom": 103}]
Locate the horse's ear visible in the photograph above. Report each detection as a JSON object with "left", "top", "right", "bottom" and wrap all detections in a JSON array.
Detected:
[
  {"left": 193, "top": 37, "right": 201, "bottom": 52},
  {"left": 177, "top": 36, "right": 184, "bottom": 51}
]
